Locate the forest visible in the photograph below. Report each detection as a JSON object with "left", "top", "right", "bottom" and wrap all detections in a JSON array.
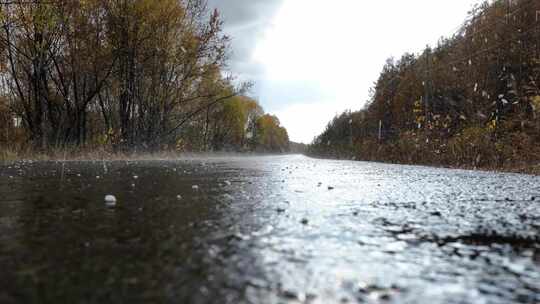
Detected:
[
  {"left": 310, "top": 0, "right": 540, "bottom": 172},
  {"left": 0, "top": 0, "right": 290, "bottom": 158}
]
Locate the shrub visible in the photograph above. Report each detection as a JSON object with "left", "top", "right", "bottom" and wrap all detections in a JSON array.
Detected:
[{"left": 448, "top": 127, "right": 496, "bottom": 167}]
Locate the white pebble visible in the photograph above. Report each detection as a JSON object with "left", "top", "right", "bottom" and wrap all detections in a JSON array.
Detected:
[
  {"left": 176, "top": 195, "right": 183, "bottom": 200},
  {"left": 224, "top": 180, "right": 232, "bottom": 186},
  {"left": 133, "top": 175, "right": 138, "bottom": 179},
  {"left": 105, "top": 195, "right": 117, "bottom": 206},
  {"left": 192, "top": 185, "right": 199, "bottom": 190}
]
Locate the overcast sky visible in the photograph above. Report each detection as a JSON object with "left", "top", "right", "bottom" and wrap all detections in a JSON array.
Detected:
[{"left": 208, "top": 0, "right": 481, "bottom": 143}]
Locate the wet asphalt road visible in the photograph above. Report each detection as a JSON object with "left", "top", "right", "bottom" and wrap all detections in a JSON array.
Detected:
[{"left": 0, "top": 155, "right": 539, "bottom": 303}]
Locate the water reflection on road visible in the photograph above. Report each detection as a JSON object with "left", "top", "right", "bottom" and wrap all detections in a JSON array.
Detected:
[{"left": 0, "top": 155, "right": 539, "bottom": 303}]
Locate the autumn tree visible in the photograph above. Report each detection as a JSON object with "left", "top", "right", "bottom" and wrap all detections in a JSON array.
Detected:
[
  {"left": 0, "top": 0, "right": 279, "bottom": 154},
  {"left": 253, "top": 114, "right": 289, "bottom": 153},
  {"left": 311, "top": 0, "right": 540, "bottom": 167}
]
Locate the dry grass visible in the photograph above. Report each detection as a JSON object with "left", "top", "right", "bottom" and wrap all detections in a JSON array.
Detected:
[
  {"left": 0, "top": 148, "right": 18, "bottom": 162},
  {"left": 0, "top": 149, "right": 182, "bottom": 162},
  {"left": 0, "top": 146, "right": 262, "bottom": 163}
]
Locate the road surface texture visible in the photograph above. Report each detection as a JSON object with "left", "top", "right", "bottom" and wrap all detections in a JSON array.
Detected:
[{"left": 0, "top": 155, "right": 539, "bottom": 303}]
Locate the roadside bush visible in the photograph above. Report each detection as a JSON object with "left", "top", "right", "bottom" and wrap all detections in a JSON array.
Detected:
[
  {"left": 0, "top": 149, "right": 18, "bottom": 162},
  {"left": 497, "top": 131, "right": 540, "bottom": 165},
  {"left": 448, "top": 127, "right": 496, "bottom": 167}
]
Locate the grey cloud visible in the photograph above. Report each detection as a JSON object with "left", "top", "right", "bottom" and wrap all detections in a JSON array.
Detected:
[
  {"left": 207, "top": 1, "right": 327, "bottom": 113},
  {"left": 207, "top": 0, "right": 284, "bottom": 95},
  {"left": 208, "top": 0, "right": 283, "bottom": 29}
]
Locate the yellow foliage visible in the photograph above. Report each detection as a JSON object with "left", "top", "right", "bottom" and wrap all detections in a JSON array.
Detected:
[
  {"left": 487, "top": 119, "right": 497, "bottom": 131},
  {"left": 530, "top": 95, "right": 540, "bottom": 113},
  {"left": 175, "top": 139, "right": 185, "bottom": 152},
  {"left": 255, "top": 114, "right": 289, "bottom": 152}
]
